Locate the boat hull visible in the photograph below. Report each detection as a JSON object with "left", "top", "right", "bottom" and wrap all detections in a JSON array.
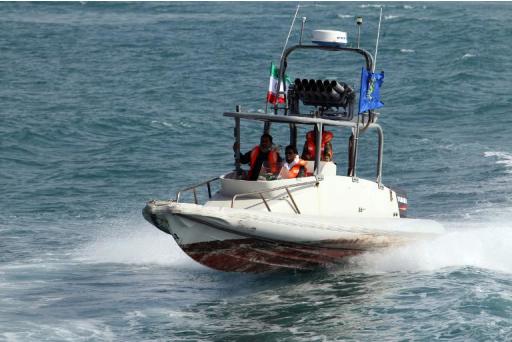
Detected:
[
  {"left": 143, "top": 201, "right": 444, "bottom": 273},
  {"left": 181, "top": 238, "right": 360, "bottom": 272}
]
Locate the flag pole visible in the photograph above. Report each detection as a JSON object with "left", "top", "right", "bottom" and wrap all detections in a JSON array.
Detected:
[
  {"left": 265, "top": 61, "right": 271, "bottom": 114},
  {"left": 353, "top": 8, "right": 383, "bottom": 178}
]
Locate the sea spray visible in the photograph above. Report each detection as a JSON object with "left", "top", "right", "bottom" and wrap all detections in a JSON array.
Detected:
[
  {"left": 77, "top": 217, "right": 200, "bottom": 268},
  {"left": 351, "top": 222, "right": 512, "bottom": 274}
]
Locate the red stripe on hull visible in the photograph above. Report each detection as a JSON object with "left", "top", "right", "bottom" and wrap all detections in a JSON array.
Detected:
[{"left": 182, "top": 238, "right": 361, "bottom": 273}]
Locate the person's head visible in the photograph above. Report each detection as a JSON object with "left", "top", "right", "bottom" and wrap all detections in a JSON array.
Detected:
[
  {"left": 260, "top": 133, "right": 273, "bottom": 151},
  {"left": 285, "top": 145, "right": 298, "bottom": 163}
]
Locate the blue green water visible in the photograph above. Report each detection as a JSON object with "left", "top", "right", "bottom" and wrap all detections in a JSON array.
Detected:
[{"left": 2, "top": 2, "right": 512, "bottom": 340}]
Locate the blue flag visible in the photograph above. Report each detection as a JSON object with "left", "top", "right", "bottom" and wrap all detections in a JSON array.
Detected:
[{"left": 358, "top": 67, "right": 384, "bottom": 114}]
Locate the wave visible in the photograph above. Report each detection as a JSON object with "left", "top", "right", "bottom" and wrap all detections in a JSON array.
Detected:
[
  {"left": 351, "top": 219, "right": 512, "bottom": 274},
  {"left": 484, "top": 151, "right": 512, "bottom": 173},
  {"left": 400, "top": 49, "right": 415, "bottom": 53},
  {"left": 385, "top": 15, "right": 400, "bottom": 20},
  {"left": 462, "top": 53, "right": 476, "bottom": 59},
  {"left": 359, "top": 3, "right": 426, "bottom": 9},
  {"left": 359, "top": 4, "right": 384, "bottom": 8},
  {"left": 2, "top": 319, "right": 115, "bottom": 342},
  {"left": 150, "top": 120, "right": 174, "bottom": 128}
]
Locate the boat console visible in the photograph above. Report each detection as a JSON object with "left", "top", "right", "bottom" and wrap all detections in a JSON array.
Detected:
[{"left": 219, "top": 161, "right": 336, "bottom": 197}]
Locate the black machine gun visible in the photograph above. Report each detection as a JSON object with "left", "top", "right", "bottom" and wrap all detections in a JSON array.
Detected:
[
  {"left": 276, "top": 43, "right": 375, "bottom": 121},
  {"left": 287, "top": 78, "right": 355, "bottom": 120}
]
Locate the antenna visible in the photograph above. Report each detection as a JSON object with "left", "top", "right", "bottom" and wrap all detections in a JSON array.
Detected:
[
  {"left": 299, "top": 17, "right": 307, "bottom": 45},
  {"left": 356, "top": 16, "right": 363, "bottom": 49},
  {"left": 270, "top": 3, "right": 300, "bottom": 114},
  {"left": 373, "top": 8, "right": 383, "bottom": 72},
  {"left": 280, "top": 4, "right": 301, "bottom": 61}
]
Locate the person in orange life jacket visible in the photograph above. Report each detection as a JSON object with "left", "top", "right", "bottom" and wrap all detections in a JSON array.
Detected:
[
  {"left": 301, "top": 128, "right": 334, "bottom": 162},
  {"left": 281, "top": 145, "right": 307, "bottom": 179},
  {"left": 234, "top": 133, "right": 282, "bottom": 181}
]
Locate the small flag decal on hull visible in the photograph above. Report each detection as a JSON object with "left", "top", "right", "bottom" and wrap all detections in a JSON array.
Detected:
[{"left": 396, "top": 194, "right": 408, "bottom": 218}]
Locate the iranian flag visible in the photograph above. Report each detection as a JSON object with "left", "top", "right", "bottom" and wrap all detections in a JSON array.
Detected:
[{"left": 266, "top": 62, "right": 290, "bottom": 104}]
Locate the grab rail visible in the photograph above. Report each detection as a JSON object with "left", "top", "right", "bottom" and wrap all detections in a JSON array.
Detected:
[
  {"left": 230, "top": 179, "right": 320, "bottom": 214},
  {"left": 175, "top": 177, "right": 220, "bottom": 204}
]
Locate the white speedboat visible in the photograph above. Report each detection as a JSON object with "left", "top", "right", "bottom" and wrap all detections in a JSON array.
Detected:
[{"left": 143, "top": 25, "right": 444, "bottom": 272}]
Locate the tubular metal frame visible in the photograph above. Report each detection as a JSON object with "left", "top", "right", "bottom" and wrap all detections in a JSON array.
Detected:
[
  {"left": 224, "top": 111, "right": 384, "bottom": 185},
  {"left": 273, "top": 44, "right": 376, "bottom": 182},
  {"left": 175, "top": 177, "right": 220, "bottom": 204},
  {"left": 230, "top": 179, "right": 319, "bottom": 213}
]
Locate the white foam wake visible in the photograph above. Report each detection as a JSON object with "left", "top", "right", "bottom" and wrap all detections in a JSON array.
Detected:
[
  {"left": 77, "top": 218, "right": 199, "bottom": 268},
  {"left": 352, "top": 221, "right": 512, "bottom": 274}
]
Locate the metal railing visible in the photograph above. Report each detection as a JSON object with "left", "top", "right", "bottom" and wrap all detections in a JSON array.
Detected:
[
  {"left": 230, "top": 179, "right": 320, "bottom": 214},
  {"left": 175, "top": 177, "right": 220, "bottom": 204}
]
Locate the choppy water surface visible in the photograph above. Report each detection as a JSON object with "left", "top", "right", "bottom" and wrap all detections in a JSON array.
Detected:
[{"left": 2, "top": 2, "right": 512, "bottom": 341}]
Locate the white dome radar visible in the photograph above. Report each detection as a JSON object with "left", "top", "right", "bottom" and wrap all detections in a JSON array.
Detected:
[{"left": 312, "top": 30, "right": 347, "bottom": 46}]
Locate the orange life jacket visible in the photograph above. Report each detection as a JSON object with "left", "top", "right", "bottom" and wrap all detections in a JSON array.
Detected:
[
  {"left": 305, "top": 131, "right": 334, "bottom": 161},
  {"left": 286, "top": 159, "right": 307, "bottom": 178},
  {"left": 249, "top": 145, "right": 279, "bottom": 179}
]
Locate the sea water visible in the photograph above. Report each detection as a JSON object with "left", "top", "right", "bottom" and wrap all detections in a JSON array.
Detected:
[{"left": 2, "top": 2, "right": 512, "bottom": 341}]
